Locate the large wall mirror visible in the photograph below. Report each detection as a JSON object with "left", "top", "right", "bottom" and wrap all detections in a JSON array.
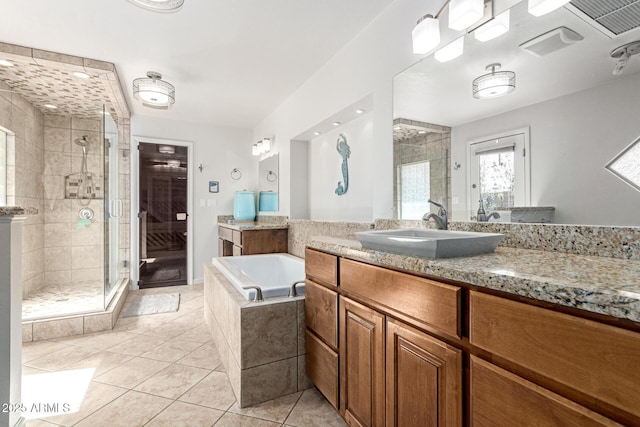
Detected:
[
  {"left": 258, "top": 154, "right": 279, "bottom": 213},
  {"left": 393, "top": 0, "right": 640, "bottom": 226}
]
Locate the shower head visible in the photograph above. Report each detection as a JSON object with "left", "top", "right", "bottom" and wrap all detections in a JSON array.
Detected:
[{"left": 74, "top": 136, "right": 89, "bottom": 147}]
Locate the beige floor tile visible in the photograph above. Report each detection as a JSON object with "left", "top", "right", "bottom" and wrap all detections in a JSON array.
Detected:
[
  {"left": 22, "top": 340, "right": 72, "bottom": 363},
  {"left": 144, "top": 321, "right": 199, "bottom": 339},
  {"left": 145, "top": 401, "right": 224, "bottom": 427},
  {"left": 176, "top": 342, "right": 221, "bottom": 370},
  {"left": 107, "top": 333, "right": 170, "bottom": 356},
  {"left": 24, "top": 345, "right": 99, "bottom": 371},
  {"left": 111, "top": 315, "right": 168, "bottom": 334},
  {"left": 74, "top": 390, "right": 172, "bottom": 427},
  {"left": 284, "top": 388, "right": 346, "bottom": 427},
  {"left": 25, "top": 419, "right": 58, "bottom": 426},
  {"left": 22, "top": 366, "right": 50, "bottom": 376},
  {"left": 228, "top": 391, "right": 302, "bottom": 423},
  {"left": 140, "top": 338, "right": 203, "bottom": 363},
  {"left": 35, "top": 381, "right": 127, "bottom": 426},
  {"left": 175, "top": 324, "right": 212, "bottom": 343},
  {"left": 93, "top": 357, "right": 170, "bottom": 389},
  {"left": 214, "top": 412, "right": 282, "bottom": 427},
  {"left": 179, "top": 371, "right": 236, "bottom": 411},
  {"left": 61, "top": 350, "right": 134, "bottom": 377},
  {"left": 53, "top": 330, "right": 139, "bottom": 351},
  {"left": 134, "top": 363, "right": 211, "bottom": 400}
]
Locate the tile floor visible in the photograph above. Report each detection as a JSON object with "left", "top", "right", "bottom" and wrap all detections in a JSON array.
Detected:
[
  {"left": 22, "top": 284, "right": 346, "bottom": 427},
  {"left": 22, "top": 280, "right": 104, "bottom": 320}
]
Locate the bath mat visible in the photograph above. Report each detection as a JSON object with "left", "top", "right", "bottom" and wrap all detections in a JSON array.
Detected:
[{"left": 121, "top": 293, "right": 180, "bottom": 317}]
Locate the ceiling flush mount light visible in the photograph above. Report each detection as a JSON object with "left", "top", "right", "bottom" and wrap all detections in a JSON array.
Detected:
[
  {"left": 412, "top": 14, "right": 440, "bottom": 54},
  {"left": 528, "top": 0, "right": 570, "bottom": 17},
  {"left": 449, "top": 0, "right": 484, "bottom": 31},
  {"left": 133, "top": 71, "right": 175, "bottom": 110},
  {"left": 127, "top": 0, "right": 184, "bottom": 12},
  {"left": 0, "top": 59, "right": 14, "bottom": 67},
  {"left": 474, "top": 9, "right": 510, "bottom": 42},
  {"left": 472, "top": 63, "right": 516, "bottom": 99},
  {"left": 435, "top": 36, "right": 464, "bottom": 62}
]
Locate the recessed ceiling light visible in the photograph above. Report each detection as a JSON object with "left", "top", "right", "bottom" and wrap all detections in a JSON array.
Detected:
[
  {"left": 44, "top": 104, "right": 58, "bottom": 109},
  {"left": 418, "top": 130, "right": 427, "bottom": 134},
  {"left": 356, "top": 109, "right": 365, "bottom": 114},
  {"left": 332, "top": 122, "right": 341, "bottom": 126},
  {"left": 128, "top": 0, "right": 184, "bottom": 12},
  {"left": 0, "top": 59, "right": 14, "bottom": 67},
  {"left": 394, "top": 126, "right": 402, "bottom": 130},
  {"left": 314, "top": 131, "right": 321, "bottom": 136},
  {"left": 73, "top": 71, "right": 91, "bottom": 79}
]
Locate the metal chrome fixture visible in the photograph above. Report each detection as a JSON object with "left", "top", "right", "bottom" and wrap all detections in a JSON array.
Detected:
[
  {"left": 423, "top": 199, "right": 448, "bottom": 230},
  {"left": 133, "top": 71, "right": 175, "bottom": 110},
  {"left": 611, "top": 41, "right": 640, "bottom": 76},
  {"left": 127, "top": 0, "right": 184, "bottom": 12},
  {"left": 472, "top": 63, "right": 515, "bottom": 99}
]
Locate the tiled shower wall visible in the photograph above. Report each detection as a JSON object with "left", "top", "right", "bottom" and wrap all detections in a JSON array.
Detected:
[
  {"left": 0, "top": 80, "right": 45, "bottom": 297},
  {"left": 43, "top": 116, "right": 105, "bottom": 289}
]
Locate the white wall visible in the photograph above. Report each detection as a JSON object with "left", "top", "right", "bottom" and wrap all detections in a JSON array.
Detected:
[
  {"left": 252, "top": 0, "right": 435, "bottom": 220},
  {"left": 131, "top": 116, "right": 253, "bottom": 282},
  {"left": 308, "top": 113, "right": 373, "bottom": 221},
  {"left": 451, "top": 72, "right": 640, "bottom": 226}
]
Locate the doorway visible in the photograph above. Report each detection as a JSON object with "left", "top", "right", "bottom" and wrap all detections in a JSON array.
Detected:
[{"left": 138, "top": 142, "right": 189, "bottom": 288}]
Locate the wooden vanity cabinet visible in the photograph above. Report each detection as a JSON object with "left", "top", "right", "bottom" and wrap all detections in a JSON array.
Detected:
[{"left": 217, "top": 225, "right": 287, "bottom": 256}]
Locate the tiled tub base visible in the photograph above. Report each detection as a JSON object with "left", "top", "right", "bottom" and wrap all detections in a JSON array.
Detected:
[
  {"left": 204, "top": 263, "right": 312, "bottom": 407},
  {"left": 22, "top": 278, "right": 129, "bottom": 342}
]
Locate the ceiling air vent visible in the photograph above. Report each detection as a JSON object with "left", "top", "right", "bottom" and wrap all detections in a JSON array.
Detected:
[{"left": 569, "top": 0, "right": 640, "bottom": 36}]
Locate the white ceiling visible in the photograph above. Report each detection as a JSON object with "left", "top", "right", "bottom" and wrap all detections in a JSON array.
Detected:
[
  {"left": 0, "top": 0, "right": 392, "bottom": 127},
  {"left": 394, "top": 1, "right": 640, "bottom": 127}
]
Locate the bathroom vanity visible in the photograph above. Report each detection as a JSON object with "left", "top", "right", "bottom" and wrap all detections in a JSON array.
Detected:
[
  {"left": 218, "top": 223, "right": 288, "bottom": 256},
  {"left": 304, "top": 243, "right": 640, "bottom": 426}
]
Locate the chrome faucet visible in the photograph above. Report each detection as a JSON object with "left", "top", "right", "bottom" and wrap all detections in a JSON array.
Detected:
[
  {"left": 289, "top": 280, "right": 305, "bottom": 298},
  {"left": 422, "top": 199, "right": 448, "bottom": 230},
  {"left": 477, "top": 212, "right": 501, "bottom": 222},
  {"left": 242, "top": 286, "right": 264, "bottom": 302}
]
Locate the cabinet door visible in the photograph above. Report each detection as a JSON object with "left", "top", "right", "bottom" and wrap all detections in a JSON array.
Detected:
[
  {"left": 340, "top": 296, "right": 385, "bottom": 427},
  {"left": 386, "top": 319, "right": 462, "bottom": 427},
  {"left": 470, "top": 356, "right": 622, "bottom": 427},
  {"left": 305, "top": 279, "right": 338, "bottom": 349}
]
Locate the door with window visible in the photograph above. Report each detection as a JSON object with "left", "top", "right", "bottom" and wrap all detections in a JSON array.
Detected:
[
  {"left": 138, "top": 142, "right": 189, "bottom": 288},
  {"left": 468, "top": 129, "right": 530, "bottom": 219}
]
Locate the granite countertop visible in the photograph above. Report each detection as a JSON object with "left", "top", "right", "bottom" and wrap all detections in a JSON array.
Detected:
[
  {"left": 218, "top": 222, "right": 288, "bottom": 231},
  {"left": 308, "top": 236, "right": 640, "bottom": 323}
]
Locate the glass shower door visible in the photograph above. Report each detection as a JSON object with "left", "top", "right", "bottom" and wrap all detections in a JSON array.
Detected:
[{"left": 103, "top": 108, "right": 120, "bottom": 307}]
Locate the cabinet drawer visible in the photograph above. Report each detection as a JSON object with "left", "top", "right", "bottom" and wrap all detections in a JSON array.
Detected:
[
  {"left": 470, "top": 356, "right": 621, "bottom": 427},
  {"left": 305, "top": 248, "right": 338, "bottom": 287},
  {"left": 306, "top": 330, "right": 339, "bottom": 409},
  {"left": 232, "top": 230, "right": 242, "bottom": 245},
  {"left": 340, "top": 259, "right": 461, "bottom": 338},
  {"left": 470, "top": 291, "right": 640, "bottom": 420},
  {"left": 305, "top": 279, "right": 338, "bottom": 349},
  {"left": 218, "top": 226, "right": 233, "bottom": 242},
  {"left": 232, "top": 245, "right": 242, "bottom": 256}
]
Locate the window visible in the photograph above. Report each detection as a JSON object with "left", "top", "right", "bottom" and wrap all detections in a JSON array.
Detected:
[
  {"left": 468, "top": 129, "right": 530, "bottom": 218},
  {"left": 398, "top": 160, "right": 430, "bottom": 219},
  {"left": 0, "top": 129, "right": 6, "bottom": 206}
]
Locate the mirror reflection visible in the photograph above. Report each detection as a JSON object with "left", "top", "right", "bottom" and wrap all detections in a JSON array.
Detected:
[
  {"left": 393, "top": 1, "right": 640, "bottom": 226},
  {"left": 258, "top": 154, "right": 279, "bottom": 212}
]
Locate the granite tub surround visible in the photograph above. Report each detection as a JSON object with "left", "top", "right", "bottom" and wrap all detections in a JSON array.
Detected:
[
  {"left": 375, "top": 219, "right": 640, "bottom": 261},
  {"left": 204, "top": 263, "right": 310, "bottom": 407},
  {"left": 288, "top": 219, "right": 374, "bottom": 258},
  {"left": 307, "top": 236, "right": 640, "bottom": 323}
]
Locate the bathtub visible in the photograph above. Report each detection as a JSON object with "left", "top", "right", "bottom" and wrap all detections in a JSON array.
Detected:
[{"left": 211, "top": 253, "right": 305, "bottom": 301}]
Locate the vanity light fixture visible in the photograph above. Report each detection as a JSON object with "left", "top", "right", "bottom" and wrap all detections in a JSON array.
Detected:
[
  {"left": 528, "top": 0, "right": 570, "bottom": 17},
  {"left": 0, "top": 59, "right": 14, "bottom": 67},
  {"left": 253, "top": 138, "right": 272, "bottom": 156},
  {"left": 133, "top": 71, "right": 175, "bottom": 110},
  {"left": 262, "top": 137, "right": 271, "bottom": 152},
  {"left": 435, "top": 36, "right": 464, "bottom": 62},
  {"left": 474, "top": 9, "right": 510, "bottom": 42},
  {"left": 449, "top": 0, "right": 484, "bottom": 31},
  {"left": 412, "top": 14, "right": 440, "bottom": 54},
  {"left": 127, "top": 0, "right": 184, "bottom": 12},
  {"left": 472, "top": 63, "right": 515, "bottom": 99}
]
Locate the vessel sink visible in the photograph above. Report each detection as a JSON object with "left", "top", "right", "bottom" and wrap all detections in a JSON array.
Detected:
[{"left": 355, "top": 228, "right": 504, "bottom": 259}]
